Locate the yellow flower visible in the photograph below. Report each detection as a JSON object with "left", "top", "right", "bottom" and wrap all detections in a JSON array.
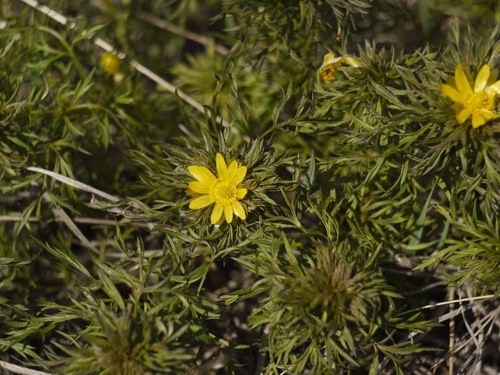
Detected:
[
  {"left": 187, "top": 153, "right": 248, "bottom": 225},
  {"left": 100, "top": 52, "right": 121, "bottom": 75},
  {"left": 319, "top": 52, "right": 362, "bottom": 82},
  {"left": 441, "top": 64, "right": 500, "bottom": 128}
]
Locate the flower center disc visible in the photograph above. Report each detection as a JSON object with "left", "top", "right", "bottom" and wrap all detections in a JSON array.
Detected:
[
  {"left": 213, "top": 180, "right": 237, "bottom": 206},
  {"left": 465, "top": 92, "right": 493, "bottom": 113}
]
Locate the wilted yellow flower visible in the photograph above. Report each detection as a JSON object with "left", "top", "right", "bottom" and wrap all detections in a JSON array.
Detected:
[
  {"left": 319, "top": 52, "right": 362, "bottom": 82},
  {"left": 187, "top": 153, "right": 248, "bottom": 225},
  {"left": 100, "top": 52, "right": 121, "bottom": 75},
  {"left": 441, "top": 63, "right": 500, "bottom": 128}
]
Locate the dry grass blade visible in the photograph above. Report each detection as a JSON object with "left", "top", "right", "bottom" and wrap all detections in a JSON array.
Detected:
[
  {"left": 27, "top": 166, "right": 120, "bottom": 202},
  {"left": 136, "top": 12, "right": 229, "bottom": 55},
  {"left": 0, "top": 361, "right": 51, "bottom": 375}
]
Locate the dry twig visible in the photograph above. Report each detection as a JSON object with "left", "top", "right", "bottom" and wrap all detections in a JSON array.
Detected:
[{"left": 0, "top": 361, "right": 51, "bottom": 375}]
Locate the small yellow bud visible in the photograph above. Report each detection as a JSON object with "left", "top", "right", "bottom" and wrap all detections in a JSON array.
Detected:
[
  {"left": 319, "top": 52, "right": 362, "bottom": 82},
  {"left": 100, "top": 52, "right": 121, "bottom": 75}
]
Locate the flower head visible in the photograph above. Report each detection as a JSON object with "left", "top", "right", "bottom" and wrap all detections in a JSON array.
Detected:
[
  {"left": 100, "top": 52, "right": 121, "bottom": 75},
  {"left": 441, "top": 63, "right": 500, "bottom": 128},
  {"left": 187, "top": 153, "right": 248, "bottom": 225},
  {"left": 319, "top": 52, "right": 362, "bottom": 82}
]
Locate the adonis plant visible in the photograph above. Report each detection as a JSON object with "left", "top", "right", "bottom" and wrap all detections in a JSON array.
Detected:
[{"left": 0, "top": 1, "right": 499, "bottom": 374}]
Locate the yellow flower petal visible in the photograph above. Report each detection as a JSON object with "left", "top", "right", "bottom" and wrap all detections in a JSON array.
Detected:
[
  {"left": 236, "top": 188, "right": 248, "bottom": 199},
  {"left": 188, "top": 181, "right": 212, "bottom": 194},
  {"left": 232, "top": 201, "right": 246, "bottom": 220},
  {"left": 224, "top": 205, "right": 233, "bottom": 223},
  {"left": 441, "top": 84, "right": 464, "bottom": 103},
  {"left": 189, "top": 194, "right": 214, "bottom": 209},
  {"left": 226, "top": 160, "right": 238, "bottom": 178},
  {"left": 486, "top": 81, "right": 500, "bottom": 96},
  {"left": 188, "top": 166, "right": 217, "bottom": 184},
  {"left": 474, "top": 65, "right": 490, "bottom": 93},
  {"left": 456, "top": 106, "right": 473, "bottom": 124},
  {"left": 232, "top": 166, "right": 247, "bottom": 185},
  {"left": 471, "top": 113, "right": 487, "bottom": 128},
  {"left": 342, "top": 56, "right": 362, "bottom": 67},
  {"left": 455, "top": 64, "right": 473, "bottom": 96},
  {"left": 216, "top": 153, "right": 227, "bottom": 179},
  {"left": 478, "top": 109, "right": 498, "bottom": 123},
  {"left": 322, "top": 52, "right": 336, "bottom": 65},
  {"left": 211, "top": 203, "right": 223, "bottom": 224}
]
